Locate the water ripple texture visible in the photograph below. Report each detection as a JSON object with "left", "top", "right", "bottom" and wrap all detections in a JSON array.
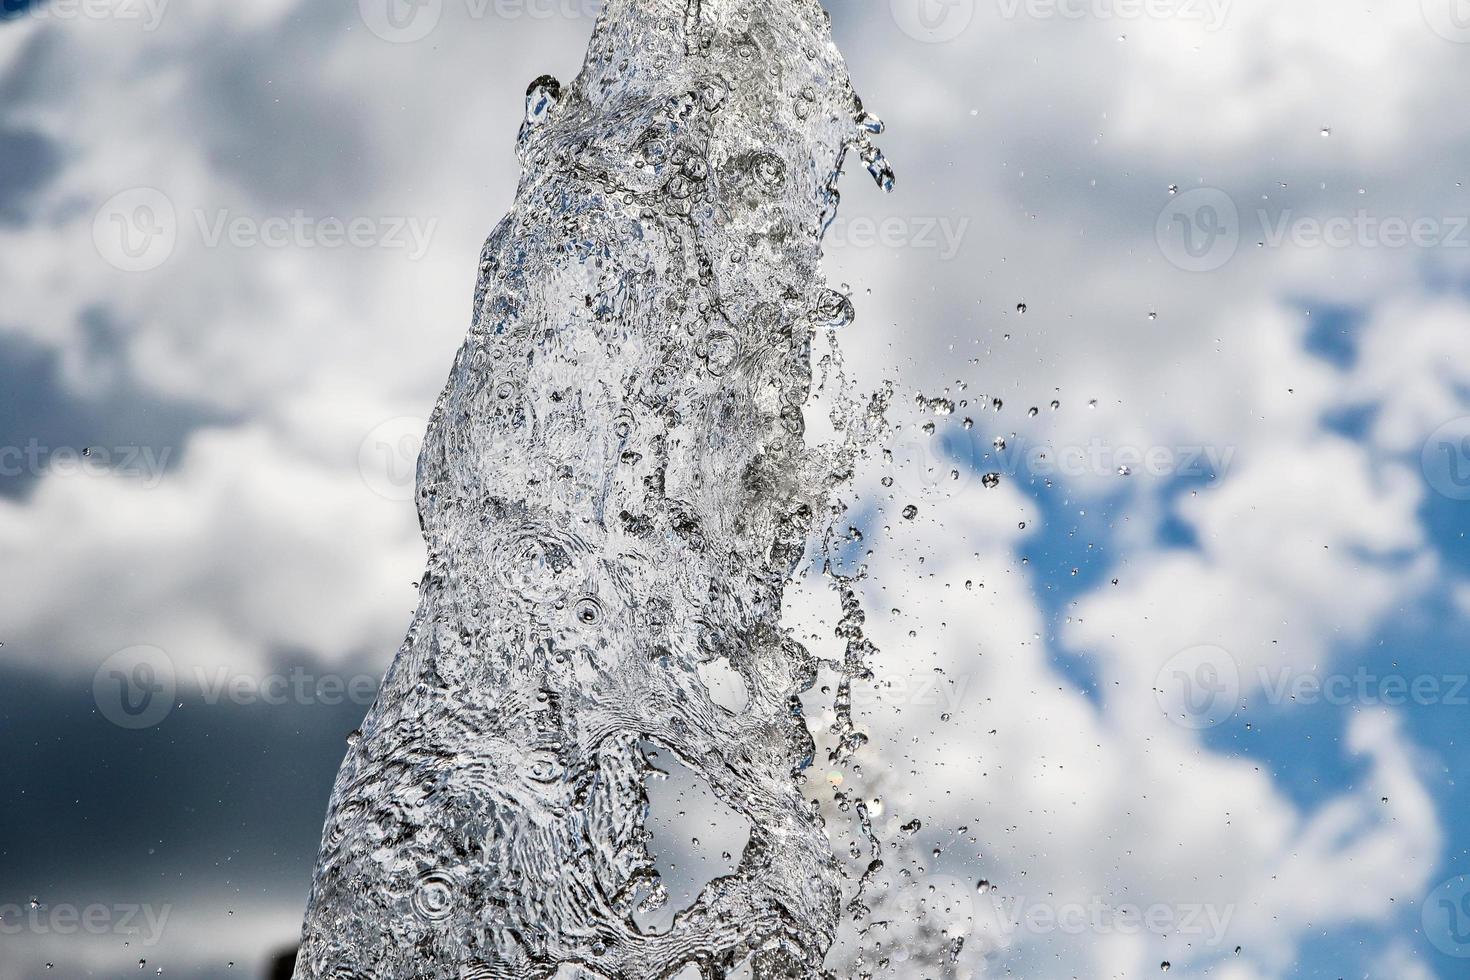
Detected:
[{"left": 295, "top": 2, "right": 892, "bottom": 976}]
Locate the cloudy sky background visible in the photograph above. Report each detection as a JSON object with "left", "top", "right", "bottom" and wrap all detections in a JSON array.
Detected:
[{"left": 2, "top": 0, "right": 1469, "bottom": 976}]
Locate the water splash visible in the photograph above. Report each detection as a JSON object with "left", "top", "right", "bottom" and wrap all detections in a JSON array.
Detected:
[{"left": 295, "top": 2, "right": 892, "bottom": 977}]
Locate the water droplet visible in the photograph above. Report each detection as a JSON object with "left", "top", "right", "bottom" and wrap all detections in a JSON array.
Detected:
[
  {"left": 816, "top": 289, "right": 855, "bottom": 331},
  {"left": 862, "top": 145, "right": 896, "bottom": 193}
]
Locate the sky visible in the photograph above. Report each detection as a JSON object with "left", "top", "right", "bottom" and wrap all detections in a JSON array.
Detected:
[{"left": 1, "top": 0, "right": 1469, "bottom": 977}]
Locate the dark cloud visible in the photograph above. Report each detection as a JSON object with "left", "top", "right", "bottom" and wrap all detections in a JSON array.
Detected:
[
  {"left": 0, "top": 0, "right": 41, "bottom": 22},
  {"left": 0, "top": 653, "right": 368, "bottom": 884},
  {"left": 0, "top": 127, "right": 58, "bottom": 224},
  {"left": 0, "top": 313, "right": 238, "bottom": 500},
  {"left": 187, "top": 5, "right": 376, "bottom": 211},
  {"left": 0, "top": 653, "right": 374, "bottom": 976}
]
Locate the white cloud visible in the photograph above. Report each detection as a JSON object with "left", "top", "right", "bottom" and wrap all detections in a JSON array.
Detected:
[
  {"left": 1340, "top": 296, "right": 1470, "bottom": 454},
  {"left": 0, "top": 423, "right": 423, "bottom": 680},
  {"left": 813, "top": 458, "right": 1441, "bottom": 976},
  {"left": 1370, "top": 941, "right": 1438, "bottom": 980}
]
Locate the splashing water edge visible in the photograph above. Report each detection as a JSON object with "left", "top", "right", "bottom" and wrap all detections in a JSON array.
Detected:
[{"left": 296, "top": 2, "right": 895, "bottom": 977}]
